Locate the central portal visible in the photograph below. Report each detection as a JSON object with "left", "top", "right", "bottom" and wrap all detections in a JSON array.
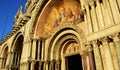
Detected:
[{"left": 66, "top": 54, "right": 83, "bottom": 70}]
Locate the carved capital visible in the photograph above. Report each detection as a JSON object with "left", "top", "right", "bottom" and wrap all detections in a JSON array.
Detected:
[
  {"left": 45, "top": 60, "right": 50, "bottom": 64},
  {"left": 56, "top": 59, "right": 61, "bottom": 64},
  {"left": 101, "top": 37, "right": 109, "bottom": 45},
  {"left": 89, "top": 0, "right": 95, "bottom": 7},
  {"left": 112, "top": 33, "right": 120, "bottom": 41},
  {"left": 85, "top": 42, "right": 93, "bottom": 52}
]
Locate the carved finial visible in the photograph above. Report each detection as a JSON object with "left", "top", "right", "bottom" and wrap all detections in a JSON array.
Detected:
[{"left": 14, "top": 6, "right": 23, "bottom": 23}]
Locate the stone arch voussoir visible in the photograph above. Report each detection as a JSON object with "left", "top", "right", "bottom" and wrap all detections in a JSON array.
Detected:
[{"left": 47, "top": 23, "right": 86, "bottom": 60}]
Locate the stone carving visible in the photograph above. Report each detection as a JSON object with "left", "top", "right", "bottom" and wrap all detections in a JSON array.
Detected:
[{"left": 14, "top": 6, "right": 23, "bottom": 24}]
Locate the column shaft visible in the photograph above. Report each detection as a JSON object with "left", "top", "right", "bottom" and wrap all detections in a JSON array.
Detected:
[
  {"left": 37, "top": 40, "right": 41, "bottom": 60},
  {"left": 83, "top": 57, "right": 87, "bottom": 70},
  {"left": 88, "top": 51, "right": 95, "bottom": 70},
  {"left": 103, "top": 0, "right": 114, "bottom": 26},
  {"left": 51, "top": 60, "right": 55, "bottom": 70},
  {"left": 0, "top": 58, "right": 1, "bottom": 68},
  {"left": 85, "top": 4, "right": 93, "bottom": 34},
  {"left": 86, "top": 42, "right": 96, "bottom": 70},
  {"left": 108, "top": 0, "right": 120, "bottom": 24},
  {"left": 42, "top": 40, "right": 45, "bottom": 60},
  {"left": 39, "top": 61, "right": 43, "bottom": 70},
  {"left": 113, "top": 35, "right": 120, "bottom": 69},
  {"left": 14, "top": 52, "right": 17, "bottom": 65},
  {"left": 17, "top": 53, "right": 20, "bottom": 65},
  {"left": 56, "top": 60, "right": 61, "bottom": 70},
  {"left": 109, "top": 42, "right": 119, "bottom": 70},
  {"left": 32, "top": 39, "right": 37, "bottom": 59},
  {"left": 45, "top": 60, "right": 49, "bottom": 70},
  {"left": 31, "top": 61, "right": 35, "bottom": 70},
  {"left": 95, "top": 0, "right": 105, "bottom": 29},
  {"left": 116, "top": 0, "right": 120, "bottom": 12},
  {"left": 102, "top": 38, "right": 114, "bottom": 70},
  {"left": 92, "top": 41, "right": 103, "bottom": 70},
  {"left": 89, "top": 1, "right": 99, "bottom": 32},
  {"left": 99, "top": 45, "right": 107, "bottom": 70}
]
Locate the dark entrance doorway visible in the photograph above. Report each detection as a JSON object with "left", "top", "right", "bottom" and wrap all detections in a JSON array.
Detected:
[{"left": 66, "top": 54, "right": 83, "bottom": 70}]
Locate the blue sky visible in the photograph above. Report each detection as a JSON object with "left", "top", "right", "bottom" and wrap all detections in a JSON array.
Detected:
[{"left": 0, "top": 0, "right": 27, "bottom": 41}]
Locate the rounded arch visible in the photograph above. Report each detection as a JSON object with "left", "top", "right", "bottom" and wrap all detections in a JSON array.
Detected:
[
  {"left": 1, "top": 44, "right": 9, "bottom": 57},
  {"left": 47, "top": 23, "right": 86, "bottom": 60},
  {"left": 11, "top": 32, "right": 24, "bottom": 52},
  {"left": 9, "top": 32, "right": 24, "bottom": 70},
  {"left": 35, "top": 0, "right": 83, "bottom": 37}
]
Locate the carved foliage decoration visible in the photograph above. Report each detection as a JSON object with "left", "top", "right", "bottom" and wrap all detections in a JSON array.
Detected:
[{"left": 65, "top": 43, "right": 79, "bottom": 54}]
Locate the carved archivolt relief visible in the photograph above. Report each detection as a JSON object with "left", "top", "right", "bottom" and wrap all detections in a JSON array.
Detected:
[{"left": 65, "top": 43, "right": 79, "bottom": 54}]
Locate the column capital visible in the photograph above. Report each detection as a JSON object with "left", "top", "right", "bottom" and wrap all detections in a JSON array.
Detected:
[
  {"left": 100, "top": 37, "right": 109, "bottom": 45},
  {"left": 51, "top": 59, "right": 56, "bottom": 63},
  {"left": 95, "top": 0, "right": 100, "bottom": 3},
  {"left": 45, "top": 60, "right": 50, "bottom": 64},
  {"left": 8, "top": 51, "right": 13, "bottom": 54},
  {"left": 89, "top": 0, "right": 95, "bottom": 6},
  {"left": 112, "top": 33, "right": 120, "bottom": 41},
  {"left": 39, "top": 60, "right": 43, "bottom": 65},
  {"left": 56, "top": 59, "right": 61, "bottom": 64},
  {"left": 84, "top": 3, "right": 89, "bottom": 9},
  {"left": 31, "top": 37, "right": 39, "bottom": 41},
  {"left": 85, "top": 42, "right": 93, "bottom": 52}
]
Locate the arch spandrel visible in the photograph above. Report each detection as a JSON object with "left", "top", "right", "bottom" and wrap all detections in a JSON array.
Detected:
[{"left": 35, "top": 0, "right": 82, "bottom": 37}]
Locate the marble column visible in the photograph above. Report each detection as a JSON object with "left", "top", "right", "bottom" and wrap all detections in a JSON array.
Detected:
[
  {"left": 1, "top": 58, "right": 3, "bottom": 68},
  {"left": 12, "top": 52, "right": 15, "bottom": 65},
  {"left": 45, "top": 60, "right": 50, "bottom": 70},
  {"left": 31, "top": 38, "right": 37, "bottom": 70},
  {"left": 108, "top": 36, "right": 119, "bottom": 70},
  {"left": 102, "top": 37, "right": 114, "bottom": 70},
  {"left": 42, "top": 40, "right": 45, "bottom": 60},
  {"left": 56, "top": 59, "right": 61, "bottom": 70},
  {"left": 103, "top": 0, "right": 114, "bottom": 26},
  {"left": 116, "top": 0, "right": 120, "bottom": 11},
  {"left": 108, "top": 0, "right": 120, "bottom": 24},
  {"left": 39, "top": 61, "right": 43, "bottom": 70},
  {"left": 84, "top": 3, "right": 93, "bottom": 34},
  {"left": 82, "top": 56, "right": 87, "bottom": 70},
  {"left": 92, "top": 40, "right": 103, "bottom": 70},
  {"left": 31, "top": 38, "right": 37, "bottom": 59},
  {"left": 0, "top": 58, "right": 2, "bottom": 68},
  {"left": 17, "top": 53, "right": 20, "bottom": 66},
  {"left": 37, "top": 39, "right": 41, "bottom": 60},
  {"left": 14, "top": 52, "right": 17, "bottom": 65},
  {"left": 95, "top": 0, "right": 105, "bottom": 29},
  {"left": 86, "top": 42, "right": 95, "bottom": 70},
  {"left": 113, "top": 34, "right": 120, "bottom": 70},
  {"left": 99, "top": 44, "right": 107, "bottom": 70},
  {"left": 31, "top": 60, "right": 36, "bottom": 70},
  {"left": 89, "top": 0, "right": 99, "bottom": 32},
  {"left": 51, "top": 59, "right": 56, "bottom": 70}
]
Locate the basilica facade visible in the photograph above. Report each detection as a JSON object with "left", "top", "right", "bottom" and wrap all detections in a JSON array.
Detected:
[{"left": 0, "top": 0, "right": 120, "bottom": 70}]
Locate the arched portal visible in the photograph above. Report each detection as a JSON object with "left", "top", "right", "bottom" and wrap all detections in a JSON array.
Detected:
[
  {"left": 11, "top": 34, "right": 24, "bottom": 70},
  {"left": 34, "top": 0, "right": 87, "bottom": 70},
  {"left": 0, "top": 45, "right": 8, "bottom": 69},
  {"left": 47, "top": 23, "right": 86, "bottom": 70}
]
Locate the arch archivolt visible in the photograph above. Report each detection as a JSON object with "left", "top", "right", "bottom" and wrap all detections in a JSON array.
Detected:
[
  {"left": 47, "top": 23, "right": 86, "bottom": 60},
  {"left": 0, "top": 44, "right": 8, "bottom": 57},
  {"left": 54, "top": 35, "right": 79, "bottom": 60},
  {"left": 11, "top": 32, "right": 24, "bottom": 52}
]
